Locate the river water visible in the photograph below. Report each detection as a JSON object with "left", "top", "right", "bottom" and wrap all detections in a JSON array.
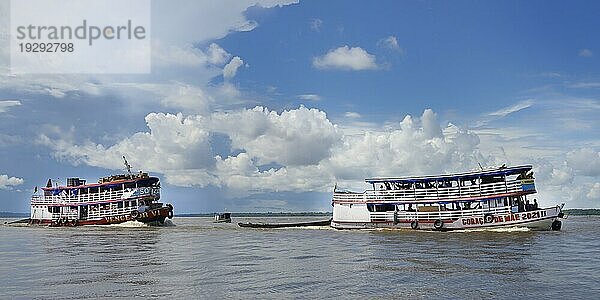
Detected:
[{"left": 1, "top": 216, "right": 599, "bottom": 299}]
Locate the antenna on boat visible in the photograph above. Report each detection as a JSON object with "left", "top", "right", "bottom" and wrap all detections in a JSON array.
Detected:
[
  {"left": 123, "top": 156, "right": 132, "bottom": 175},
  {"left": 478, "top": 162, "right": 483, "bottom": 171}
]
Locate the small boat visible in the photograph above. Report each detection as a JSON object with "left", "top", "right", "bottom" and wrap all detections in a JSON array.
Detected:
[
  {"left": 214, "top": 212, "right": 232, "bottom": 223},
  {"left": 238, "top": 218, "right": 332, "bottom": 228}
]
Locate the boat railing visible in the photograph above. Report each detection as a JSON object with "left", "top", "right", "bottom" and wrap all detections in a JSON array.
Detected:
[
  {"left": 31, "top": 187, "right": 160, "bottom": 205},
  {"left": 369, "top": 206, "right": 512, "bottom": 222},
  {"left": 86, "top": 207, "right": 138, "bottom": 220},
  {"left": 51, "top": 206, "right": 140, "bottom": 221},
  {"left": 333, "top": 179, "right": 528, "bottom": 203}
]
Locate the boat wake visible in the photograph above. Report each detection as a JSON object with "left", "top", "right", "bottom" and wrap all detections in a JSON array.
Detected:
[
  {"left": 109, "top": 221, "right": 148, "bottom": 228},
  {"left": 161, "top": 219, "right": 176, "bottom": 227},
  {"left": 453, "top": 226, "right": 531, "bottom": 233}
]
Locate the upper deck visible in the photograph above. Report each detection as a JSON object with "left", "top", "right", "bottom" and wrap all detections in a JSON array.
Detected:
[
  {"left": 365, "top": 165, "right": 532, "bottom": 184},
  {"left": 33, "top": 173, "right": 160, "bottom": 206},
  {"left": 334, "top": 165, "right": 536, "bottom": 203}
]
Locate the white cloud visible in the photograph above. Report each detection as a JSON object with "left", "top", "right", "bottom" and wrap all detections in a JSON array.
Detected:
[
  {"left": 161, "top": 84, "right": 213, "bottom": 114},
  {"left": 327, "top": 109, "right": 485, "bottom": 183},
  {"left": 210, "top": 106, "right": 341, "bottom": 166},
  {"left": 344, "top": 112, "right": 361, "bottom": 119},
  {"left": 579, "top": 49, "right": 593, "bottom": 57},
  {"left": 35, "top": 103, "right": 600, "bottom": 206},
  {"left": 223, "top": 56, "right": 245, "bottom": 79},
  {"left": 588, "top": 183, "right": 600, "bottom": 200},
  {"left": 488, "top": 99, "right": 534, "bottom": 117},
  {"left": 37, "top": 107, "right": 491, "bottom": 196},
  {"left": 206, "top": 43, "right": 231, "bottom": 65},
  {"left": 310, "top": 18, "right": 323, "bottom": 31},
  {"left": 0, "top": 100, "right": 21, "bottom": 113},
  {"left": 153, "top": 43, "right": 208, "bottom": 67},
  {"left": 377, "top": 36, "right": 402, "bottom": 52},
  {"left": 150, "top": 0, "right": 298, "bottom": 45},
  {"left": 297, "top": 94, "right": 321, "bottom": 101},
  {"left": 567, "top": 148, "right": 600, "bottom": 176},
  {"left": 313, "top": 45, "right": 378, "bottom": 71},
  {"left": 0, "top": 173, "right": 24, "bottom": 190},
  {"left": 39, "top": 112, "right": 213, "bottom": 182}
]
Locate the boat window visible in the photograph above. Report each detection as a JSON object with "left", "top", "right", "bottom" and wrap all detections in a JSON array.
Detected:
[
  {"left": 481, "top": 176, "right": 504, "bottom": 184},
  {"left": 367, "top": 203, "right": 396, "bottom": 212},
  {"left": 117, "top": 201, "right": 124, "bottom": 208}
]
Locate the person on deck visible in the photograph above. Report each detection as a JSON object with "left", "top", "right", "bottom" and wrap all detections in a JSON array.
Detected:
[
  {"left": 533, "top": 199, "right": 539, "bottom": 210},
  {"left": 518, "top": 199, "right": 525, "bottom": 212}
]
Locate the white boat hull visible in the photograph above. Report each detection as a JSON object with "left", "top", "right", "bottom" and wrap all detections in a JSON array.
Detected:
[{"left": 331, "top": 204, "right": 563, "bottom": 231}]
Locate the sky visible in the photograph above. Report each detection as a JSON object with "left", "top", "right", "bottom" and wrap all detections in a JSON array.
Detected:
[{"left": 1, "top": 0, "right": 599, "bottom": 213}]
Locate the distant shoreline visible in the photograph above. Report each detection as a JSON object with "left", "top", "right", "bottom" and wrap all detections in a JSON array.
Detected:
[
  {"left": 3, "top": 209, "right": 598, "bottom": 218},
  {"left": 176, "top": 212, "right": 333, "bottom": 217},
  {"left": 563, "top": 209, "right": 600, "bottom": 216},
  {"left": 1, "top": 211, "right": 333, "bottom": 218}
]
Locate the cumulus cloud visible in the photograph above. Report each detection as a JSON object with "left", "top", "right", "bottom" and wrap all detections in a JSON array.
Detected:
[
  {"left": 327, "top": 109, "right": 484, "bottom": 183},
  {"left": 0, "top": 173, "right": 24, "bottom": 190},
  {"left": 0, "top": 100, "right": 21, "bottom": 113},
  {"left": 313, "top": 45, "right": 378, "bottom": 71},
  {"left": 39, "top": 112, "right": 213, "bottom": 176},
  {"left": 210, "top": 106, "right": 341, "bottom": 166},
  {"left": 223, "top": 56, "right": 245, "bottom": 79},
  {"left": 40, "top": 106, "right": 489, "bottom": 196},
  {"left": 567, "top": 148, "right": 600, "bottom": 176}
]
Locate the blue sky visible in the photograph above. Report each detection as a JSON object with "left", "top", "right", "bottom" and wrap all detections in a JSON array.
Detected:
[{"left": 1, "top": 0, "right": 599, "bottom": 212}]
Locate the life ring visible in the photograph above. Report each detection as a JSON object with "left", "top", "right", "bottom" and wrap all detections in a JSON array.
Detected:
[
  {"left": 484, "top": 213, "right": 494, "bottom": 224},
  {"left": 410, "top": 220, "right": 419, "bottom": 230},
  {"left": 433, "top": 219, "right": 444, "bottom": 230},
  {"left": 166, "top": 204, "right": 174, "bottom": 219},
  {"left": 131, "top": 210, "right": 139, "bottom": 219}
]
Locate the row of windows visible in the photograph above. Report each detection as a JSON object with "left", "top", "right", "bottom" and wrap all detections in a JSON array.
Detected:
[{"left": 39, "top": 200, "right": 145, "bottom": 213}]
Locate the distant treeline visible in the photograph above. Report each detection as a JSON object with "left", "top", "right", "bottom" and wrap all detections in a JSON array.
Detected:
[
  {"left": 176, "top": 212, "right": 333, "bottom": 217},
  {"left": 0, "top": 211, "right": 333, "bottom": 218},
  {"left": 563, "top": 209, "right": 600, "bottom": 215}
]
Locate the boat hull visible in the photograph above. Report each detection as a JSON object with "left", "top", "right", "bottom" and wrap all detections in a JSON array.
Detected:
[
  {"left": 28, "top": 206, "right": 173, "bottom": 227},
  {"left": 331, "top": 206, "right": 563, "bottom": 231}
]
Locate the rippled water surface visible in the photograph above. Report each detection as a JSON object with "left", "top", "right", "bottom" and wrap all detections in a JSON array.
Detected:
[{"left": 1, "top": 216, "right": 599, "bottom": 299}]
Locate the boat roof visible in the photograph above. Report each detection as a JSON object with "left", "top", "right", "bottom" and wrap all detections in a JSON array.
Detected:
[
  {"left": 365, "top": 165, "right": 532, "bottom": 184},
  {"left": 42, "top": 176, "right": 159, "bottom": 191}
]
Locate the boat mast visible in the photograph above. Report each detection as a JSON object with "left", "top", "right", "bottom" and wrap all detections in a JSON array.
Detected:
[{"left": 123, "top": 156, "right": 132, "bottom": 176}]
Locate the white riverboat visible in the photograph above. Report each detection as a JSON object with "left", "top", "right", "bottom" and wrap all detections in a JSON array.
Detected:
[
  {"left": 29, "top": 157, "right": 174, "bottom": 227},
  {"left": 331, "top": 165, "right": 565, "bottom": 231}
]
